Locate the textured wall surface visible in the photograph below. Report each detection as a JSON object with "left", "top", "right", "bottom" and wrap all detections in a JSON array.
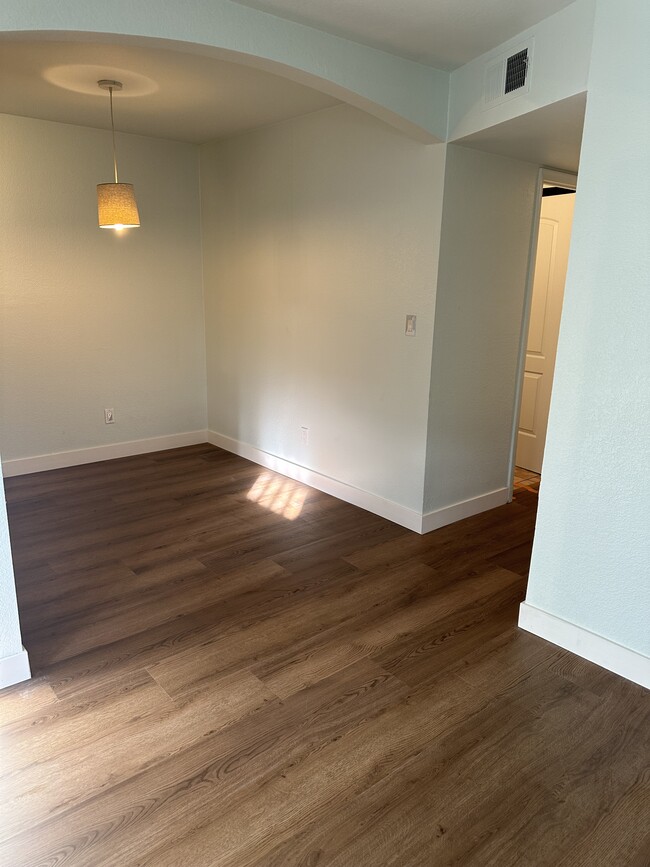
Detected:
[
  {"left": 525, "top": 0, "right": 650, "bottom": 655},
  {"left": 201, "top": 105, "right": 446, "bottom": 511},
  {"left": 0, "top": 113, "right": 207, "bottom": 461},
  {"left": 424, "top": 145, "right": 538, "bottom": 512}
]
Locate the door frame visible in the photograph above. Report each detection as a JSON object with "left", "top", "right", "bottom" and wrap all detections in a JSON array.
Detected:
[{"left": 506, "top": 166, "right": 578, "bottom": 500}]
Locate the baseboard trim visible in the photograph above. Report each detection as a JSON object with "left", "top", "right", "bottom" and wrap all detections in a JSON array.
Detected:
[
  {"left": 519, "top": 602, "right": 650, "bottom": 689},
  {"left": 207, "top": 430, "right": 423, "bottom": 532},
  {"left": 0, "top": 647, "right": 31, "bottom": 690},
  {"left": 421, "top": 488, "right": 510, "bottom": 534},
  {"left": 1, "top": 431, "right": 209, "bottom": 477}
]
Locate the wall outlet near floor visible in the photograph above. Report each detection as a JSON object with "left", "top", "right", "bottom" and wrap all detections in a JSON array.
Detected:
[
  {"left": 104, "top": 408, "right": 115, "bottom": 424},
  {"left": 300, "top": 425, "right": 309, "bottom": 445}
]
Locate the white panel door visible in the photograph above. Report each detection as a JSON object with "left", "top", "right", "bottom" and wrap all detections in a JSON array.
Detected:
[{"left": 516, "top": 191, "right": 575, "bottom": 473}]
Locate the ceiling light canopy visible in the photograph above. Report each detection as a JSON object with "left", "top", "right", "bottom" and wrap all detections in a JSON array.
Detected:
[{"left": 97, "top": 79, "right": 140, "bottom": 230}]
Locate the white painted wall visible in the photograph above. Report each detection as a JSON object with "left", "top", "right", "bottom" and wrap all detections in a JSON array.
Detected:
[
  {"left": 423, "top": 145, "right": 538, "bottom": 513},
  {"left": 201, "top": 105, "right": 446, "bottom": 512},
  {"left": 0, "top": 113, "right": 207, "bottom": 463},
  {"left": 448, "top": 0, "right": 595, "bottom": 141},
  {"left": 0, "top": 456, "right": 22, "bottom": 660},
  {"left": 524, "top": 0, "right": 650, "bottom": 657}
]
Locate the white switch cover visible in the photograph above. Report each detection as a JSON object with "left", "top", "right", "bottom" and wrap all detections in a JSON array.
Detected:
[
  {"left": 300, "top": 426, "right": 309, "bottom": 445},
  {"left": 405, "top": 315, "right": 417, "bottom": 336},
  {"left": 104, "top": 408, "right": 115, "bottom": 424}
]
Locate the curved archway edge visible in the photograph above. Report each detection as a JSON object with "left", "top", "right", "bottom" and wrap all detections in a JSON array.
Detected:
[{"left": 0, "top": 0, "right": 449, "bottom": 143}]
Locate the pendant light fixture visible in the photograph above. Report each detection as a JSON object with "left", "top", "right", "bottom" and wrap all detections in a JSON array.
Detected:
[{"left": 97, "top": 79, "right": 140, "bottom": 230}]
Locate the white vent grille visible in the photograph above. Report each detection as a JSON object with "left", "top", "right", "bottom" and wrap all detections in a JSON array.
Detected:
[
  {"left": 482, "top": 38, "right": 534, "bottom": 109},
  {"left": 484, "top": 59, "right": 505, "bottom": 104}
]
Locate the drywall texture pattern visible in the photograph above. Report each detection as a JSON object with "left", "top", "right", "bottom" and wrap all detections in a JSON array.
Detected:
[
  {"left": 0, "top": 114, "right": 207, "bottom": 461},
  {"left": 525, "top": 0, "right": 650, "bottom": 656},
  {"left": 0, "top": 457, "right": 22, "bottom": 658},
  {"left": 448, "top": 0, "right": 595, "bottom": 141},
  {"left": 201, "top": 105, "right": 446, "bottom": 511},
  {"left": 424, "top": 145, "right": 538, "bottom": 513}
]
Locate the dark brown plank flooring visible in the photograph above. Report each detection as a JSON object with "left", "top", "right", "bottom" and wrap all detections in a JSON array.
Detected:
[{"left": 1, "top": 444, "right": 648, "bottom": 866}]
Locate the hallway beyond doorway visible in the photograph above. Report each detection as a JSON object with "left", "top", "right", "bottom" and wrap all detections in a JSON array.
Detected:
[{"left": 514, "top": 465, "right": 541, "bottom": 493}]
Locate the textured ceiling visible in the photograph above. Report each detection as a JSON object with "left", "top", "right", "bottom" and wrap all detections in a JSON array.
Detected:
[
  {"left": 0, "top": 41, "right": 339, "bottom": 144},
  {"left": 232, "top": 0, "right": 576, "bottom": 68}
]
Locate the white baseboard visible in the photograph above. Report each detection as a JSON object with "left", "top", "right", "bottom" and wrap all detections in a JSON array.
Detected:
[
  {"left": 519, "top": 602, "right": 650, "bottom": 690},
  {"left": 207, "top": 430, "right": 424, "bottom": 532},
  {"left": 421, "top": 488, "right": 509, "bottom": 534},
  {"left": 1, "top": 428, "right": 512, "bottom": 537},
  {"left": 0, "top": 648, "right": 31, "bottom": 690},
  {"left": 1, "top": 431, "right": 209, "bottom": 477}
]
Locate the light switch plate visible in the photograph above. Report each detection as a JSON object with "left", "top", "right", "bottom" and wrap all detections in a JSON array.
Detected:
[{"left": 405, "top": 315, "right": 416, "bottom": 336}]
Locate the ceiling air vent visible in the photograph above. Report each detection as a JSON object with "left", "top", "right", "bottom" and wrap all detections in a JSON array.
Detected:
[{"left": 483, "top": 38, "right": 534, "bottom": 109}]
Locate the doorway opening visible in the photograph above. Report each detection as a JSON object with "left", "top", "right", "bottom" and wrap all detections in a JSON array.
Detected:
[{"left": 508, "top": 168, "right": 577, "bottom": 497}]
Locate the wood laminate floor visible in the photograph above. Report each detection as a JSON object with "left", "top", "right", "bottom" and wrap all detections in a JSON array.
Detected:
[{"left": 1, "top": 444, "right": 648, "bottom": 866}]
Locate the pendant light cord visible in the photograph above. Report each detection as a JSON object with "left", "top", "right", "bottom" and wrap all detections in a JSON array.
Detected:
[{"left": 109, "top": 86, "right": 119, "bottom": 184}]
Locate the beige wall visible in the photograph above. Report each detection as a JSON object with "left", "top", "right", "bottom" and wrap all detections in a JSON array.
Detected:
[
  {"left": 200, "top": 105, "right": 446, "bottom": 512},
  {"left": 0, "top": 113, "right": 207, "bottom": 462}
]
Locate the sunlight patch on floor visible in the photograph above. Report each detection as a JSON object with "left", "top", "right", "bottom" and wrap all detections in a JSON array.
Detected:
[{"left": 247, "top": 472, "right": 307, "bottom": 520}]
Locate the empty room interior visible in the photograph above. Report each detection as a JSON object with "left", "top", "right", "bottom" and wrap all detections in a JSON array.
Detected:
[{"left": 0, "top": 1, "right": 648, "bottom": 864}]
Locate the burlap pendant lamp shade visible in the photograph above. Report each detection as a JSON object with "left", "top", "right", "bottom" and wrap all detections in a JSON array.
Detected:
[{"left": 97, "top": 183, "right": 140, "bottom": 229}]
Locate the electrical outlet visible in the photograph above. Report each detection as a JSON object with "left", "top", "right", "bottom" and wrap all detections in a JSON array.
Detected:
[
  {"left": 300, "top": 425, "right": 309, "bottom": 445},
  {"left": 104, "top": 408, "right": 115, "bottom": 424}
]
